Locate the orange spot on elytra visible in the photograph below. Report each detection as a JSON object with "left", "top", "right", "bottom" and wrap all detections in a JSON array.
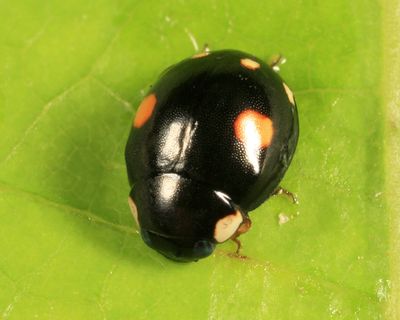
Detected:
[
  {"left": 133, "top": 94, "right": 157, "bottom": 128},
  {"left": 192, "top": 52, "right": 209, "bottom": 59},
  {"left": 234, "top": 110, "right": 274, "bottom": 148},
  {"left": 240, "top": 58, "right": 260, "bottom": 70}
]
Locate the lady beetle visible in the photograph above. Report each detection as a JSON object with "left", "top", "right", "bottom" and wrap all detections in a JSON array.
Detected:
[{"left": 125, "top": 49, "right": 299, "bottom": 262}]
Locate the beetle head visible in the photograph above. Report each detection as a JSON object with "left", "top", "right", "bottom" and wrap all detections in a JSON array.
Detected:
[{"left": 129, "top": 173, "right": 249, "bottom": 262}]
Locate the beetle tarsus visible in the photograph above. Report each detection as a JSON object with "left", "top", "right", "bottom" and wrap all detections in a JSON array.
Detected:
[
  {"left": 227, "top": 238, "right": 248, "bottom": 260},
  {"left": 273, "top": 186, "right": 298, "bottom": 204},
  {"left": 268, "top": 54, "right": 286, "bottom": 72}
]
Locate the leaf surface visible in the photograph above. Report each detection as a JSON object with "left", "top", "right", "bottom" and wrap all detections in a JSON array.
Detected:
[{"left": 0, "top": 0, "right": 396, "bottom": 318}]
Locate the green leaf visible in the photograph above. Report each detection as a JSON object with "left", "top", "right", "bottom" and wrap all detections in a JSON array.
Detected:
[{"left": 0, "top": 0, "right": 397, "bottom": 318}]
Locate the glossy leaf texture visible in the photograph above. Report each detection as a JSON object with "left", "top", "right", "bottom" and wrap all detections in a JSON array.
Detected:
[{"left": 0, "top": 0, "right": 398, "bottom": 319}]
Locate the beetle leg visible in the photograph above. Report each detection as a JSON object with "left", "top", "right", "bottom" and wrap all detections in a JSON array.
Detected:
[
  {"left": 272, "top": 186, "right": 298, "bottom": 204},
  {"left": 232, "top": 237, "right": 242, "bottom": 254},
  {"left": 227, "top": 216, "right": 251, "bottom": 257},
  {"left": 268, "top": 54, "right": 287, "bottom": 72}
]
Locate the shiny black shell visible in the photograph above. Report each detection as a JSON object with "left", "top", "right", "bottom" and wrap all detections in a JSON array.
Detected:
[{"left": 125, "top": 49, "right": 299, "bottom": 261}]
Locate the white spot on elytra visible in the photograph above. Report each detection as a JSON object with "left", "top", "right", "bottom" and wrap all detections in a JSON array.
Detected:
[
  {"left": 283, "top": 83, "right": 295, "bottom": 105},
  {"left": 214, "top": 211, "right": 243, "bottom": 243},
  {"left": 192, "top": 52, "right": 209, "bottom": 59},
  {"left": 128, "top": 197, "right": 139, "bottom": 227}
]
